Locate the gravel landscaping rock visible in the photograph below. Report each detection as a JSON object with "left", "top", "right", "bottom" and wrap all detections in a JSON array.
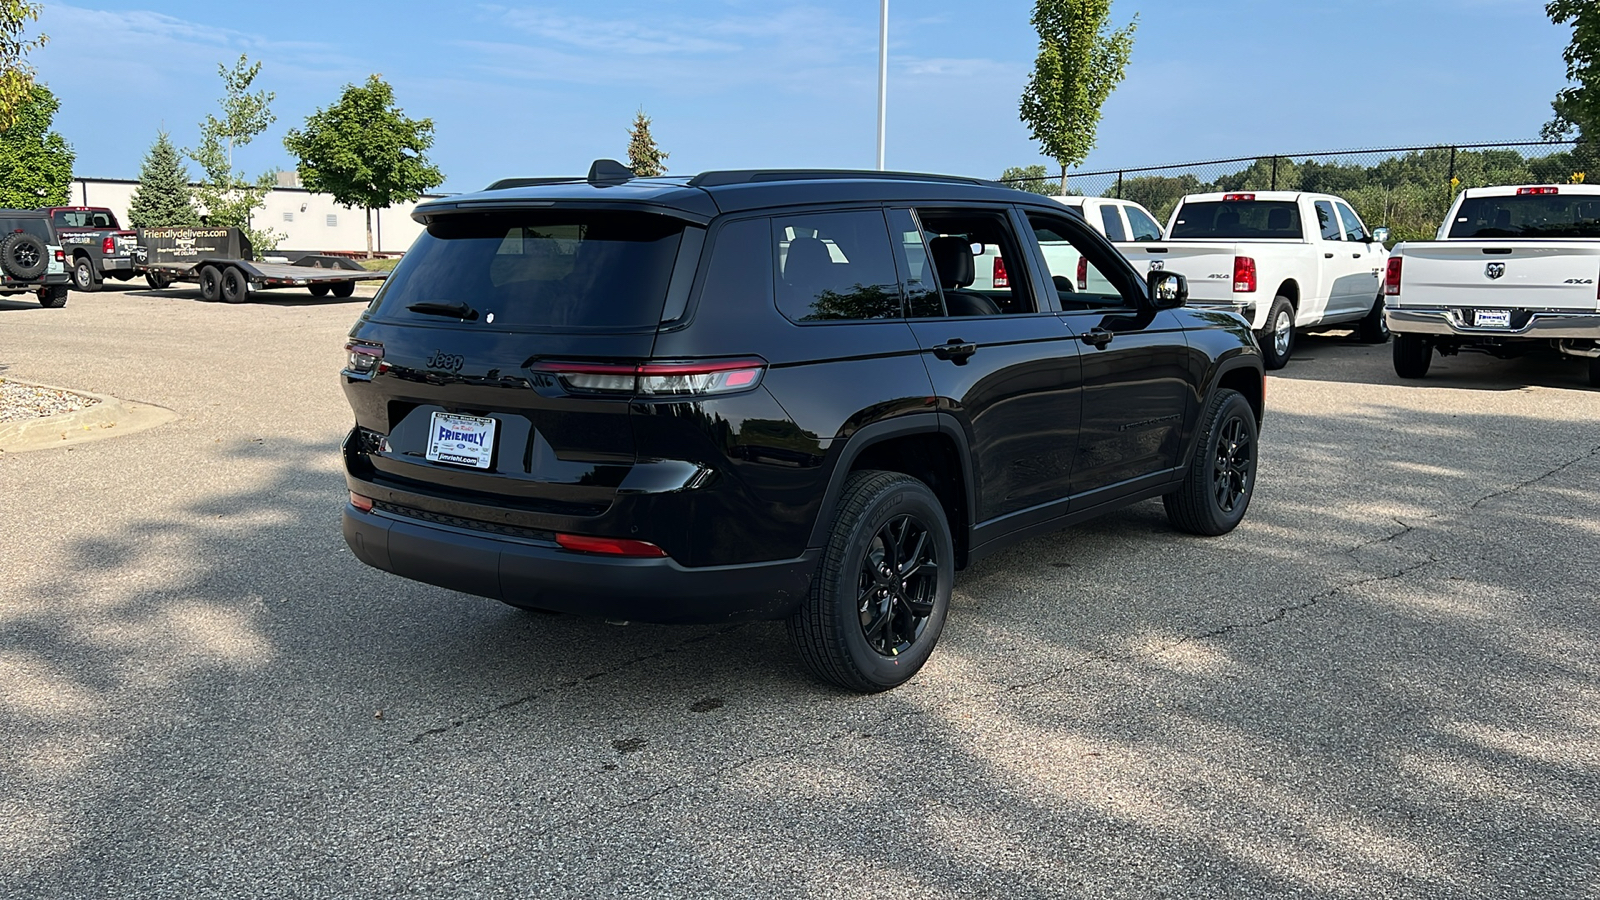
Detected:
[{"left": 0, "top": 378, "right": 100, "bottom": 423}]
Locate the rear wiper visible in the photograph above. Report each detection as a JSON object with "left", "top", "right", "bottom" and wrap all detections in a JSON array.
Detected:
[{"left": 407, "top": 301, "right": 479, "bottom": 321}]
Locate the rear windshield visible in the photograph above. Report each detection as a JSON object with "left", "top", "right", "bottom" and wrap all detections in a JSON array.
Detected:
[
  {"left": 373, "top": 211, "right": 688, "bottom": 330},
  {"left": 1169, "top": 201, "right": 1303, "bottom": 239},
  {"left": 52, "top": 209, "right": 120, "bottom": 229},
  {"left": 1, "top": 217, "right": 51, "bottom": 240},
  {"left": 1448, "top": 194, "right": 1600, "bottom": 239}
]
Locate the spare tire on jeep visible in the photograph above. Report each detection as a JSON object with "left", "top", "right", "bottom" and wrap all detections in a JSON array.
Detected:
[{"left": 1, "top": 232, "right": 47, "bottom": 280}]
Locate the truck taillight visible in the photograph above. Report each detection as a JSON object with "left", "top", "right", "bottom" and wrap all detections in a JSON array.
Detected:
[
  {"left": 1223, "top": 193, "right": 1256, "bottom": 202},
  {"left": 993, "top": 256, "right": 1009, "bottom": 288},
  {"left": 102, "top": 237, "right": 115, "bottom": 254},
  {"left": 1516, "top": 186, "right": 1560, "bottom": 195},
  {"left": 535, "top": 358, "right": 767, "bottom": 397},
  {"left": 1233, "top": 256, "right": 1257, "bottom": 293},
  {"left": 1385, "top": 257, "right": 1403, "bottom": 296},
  {"left": 1076, "top": 256, "right": 1088, "bottom": 290}
]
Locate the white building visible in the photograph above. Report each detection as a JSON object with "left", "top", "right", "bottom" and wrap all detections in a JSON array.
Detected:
[{"left": 67, "top": 175, "right": 444, "bottom": 256}]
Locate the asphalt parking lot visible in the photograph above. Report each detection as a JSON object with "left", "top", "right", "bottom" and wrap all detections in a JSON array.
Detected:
[{"left": 2, "top": 283, "right": 1598, "bottom": 899}]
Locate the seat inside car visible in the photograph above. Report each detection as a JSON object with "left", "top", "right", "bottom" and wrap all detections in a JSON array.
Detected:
[{"left": 928, "top": 236, "right": 999, "bottom": 316}]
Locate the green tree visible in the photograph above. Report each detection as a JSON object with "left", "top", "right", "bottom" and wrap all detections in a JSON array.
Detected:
[
  {"left": 127, "top": 131, "right": 199, "bottom": 228},
  {"left": 0, "top": 83, "right": 71, "bottom": 207},
  {"left": 626, "top": 108, "right": 669, "bottom": 177},
  {"left": 1019, "top": 0, "right": 1136, "bottom": 193},
  {"left": 0, "top": 0, "right": 45, "bottom": 131},
  {"left": 188, "top": 55, "right": 279, "bottom": 254},
  {"left": 1000, "top": 164, "right": 1057, "bottom": 195},
  {"left": 1544, "top": 0, "right": 1600, "bottom": 141},
  {"left": 284, "top": 74, "right": 444, "bottom": 257}
]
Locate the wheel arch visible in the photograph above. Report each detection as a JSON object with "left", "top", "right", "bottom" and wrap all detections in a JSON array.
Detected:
[{"left": 1275, "top": 280, "right": 1300, "bottom": 308}]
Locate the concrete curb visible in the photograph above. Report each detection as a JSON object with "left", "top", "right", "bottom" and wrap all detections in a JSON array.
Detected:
[{"left": 0, "top": 381, "right": 178, "bottom": 452}]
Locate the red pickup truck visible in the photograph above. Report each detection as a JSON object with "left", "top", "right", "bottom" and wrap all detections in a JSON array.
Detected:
[{"left": 43, "top": 206, "right": 139, "bottom": 292}]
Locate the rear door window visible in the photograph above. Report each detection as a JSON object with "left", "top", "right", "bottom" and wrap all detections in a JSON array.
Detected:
[
  {"left": 1170, "top": 201, "right": 1303, "bottom": 239},
  {"left": 372, "top": 211, "right": 689, "bottom": 331},
  {"left": 1098, "top": 204, "right": 1127, "bottom": 242},
  {"left": 1124, "top": 205, "right": 1163, "bottom": 241},
  {"left": 772, "top": 209, "right": 902, "bottom": 322}
]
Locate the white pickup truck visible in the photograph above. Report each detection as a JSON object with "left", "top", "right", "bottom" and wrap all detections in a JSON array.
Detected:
[
  {"left": 1115, "top": 191, "right": 1391, "bottom": 368},
  {"left": 1384, "top": 184, "right": 1600, "bottom": 387},
  {"left": 973, "top": 196, "right": 1164, "bottom": 292}
]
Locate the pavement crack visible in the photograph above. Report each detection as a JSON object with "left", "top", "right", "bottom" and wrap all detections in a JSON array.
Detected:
[{"left": 1468, "top": 441, "right": 1600, "bottom": 511}]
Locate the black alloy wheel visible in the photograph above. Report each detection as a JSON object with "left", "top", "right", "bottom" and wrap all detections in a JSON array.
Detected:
[
  {"left": 1164, "top": 388, "right": 1258, "bottom": 536},
  {"left": 856, "top": 513, "right": 940, "bottom": 658},
  {"left": 1211, "top": 414, "right": 1253, "bottom": 516}
]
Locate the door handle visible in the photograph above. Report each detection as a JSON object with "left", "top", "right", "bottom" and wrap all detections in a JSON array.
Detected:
[
  {"left": 931, "top": 339, "right": 977, "bottom": 364},
  {"left": 1324, "top": 252, "right": 1334, "bottom": 258},
  {"left": 1080, "top": 327, "right": 1114, "bottom": 348},
  {"left": 1351, "top": 253, "right": 1362, "bottom": 258}
]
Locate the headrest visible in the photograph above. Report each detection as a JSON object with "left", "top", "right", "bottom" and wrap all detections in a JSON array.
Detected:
[
  {"left": 928, "top": 236, "right": 975, "bottom": 290},
  {"left": 1216, "top": 209, "right": 1241, "bottom": 229},
  {"left": 784, "top": 236, "right": 833, "bottom": 284},
  {"left": 1267, "top": 207, "right": 1291, "bottom": 231}
]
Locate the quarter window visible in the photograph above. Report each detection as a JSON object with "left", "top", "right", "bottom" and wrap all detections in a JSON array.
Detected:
[
  {"left": 772, "top": 210, "right": 902, "bottom": 322},
  {"left": 1314, "top": 200, "right": 1341, "bottom": 241}
]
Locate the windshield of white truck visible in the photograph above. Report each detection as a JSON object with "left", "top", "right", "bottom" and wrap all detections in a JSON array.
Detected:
[
  {"left": 1448, "top": 194, "right": 1600, "bottom": 239},
  {"left": 1169, "top": 201, "right": 1302, "bottom": 240}
]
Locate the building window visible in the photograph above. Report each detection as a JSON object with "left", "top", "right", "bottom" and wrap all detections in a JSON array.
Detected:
[
  {"left": 283, "top": 211, "right": 294, "bottom": 223},
  {"left": 326, "top": 214, "right": 338, "bottom": 227}
]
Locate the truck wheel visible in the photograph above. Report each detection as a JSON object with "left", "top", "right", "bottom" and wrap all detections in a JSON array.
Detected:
[
  {"left": 198, "top": 265, "right": 222, "bottom": 302},
  {"left": 1, "top": 233, "right": 48, "bottom": 279},
  {"left": 308, "top": 283, "right": 331, "bottom": 298},
  {"left": 220, "top": 266, "right": 248, "bottom": 303},
  {"left": 1164, "top": 389, "right": 1257, "bottom": 536},
  {"left": 331, "top": 280, "right": 356, "bottom": 299},
  {"left": 37, "top": 285, "right": 67, "bottom": 308},
  {"left": 72, "top": 256, "right": 101, "bottom": 292},
  {"left": 145, "top": 272, "right": 173, "bottom": 290},
  {"left": 1588, "top": 356, "right": 1600, "bottom": 389},
  {"left": 1258, "top": 296, "right": 1295, "bottom": 370},
  {"left": 787, "top": 470, "right": 953, "bottom": 693},
  {"left": 1393, "top": 333, "right": 1432, "bottom": 379},
  {"left": 1356, "top": 293, "right": 1389, "bottom": 344}
]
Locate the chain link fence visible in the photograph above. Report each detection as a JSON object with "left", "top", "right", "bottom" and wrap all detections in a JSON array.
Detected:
[{"left": 999, "top": 141, "right": 1599, "bottom": 242}]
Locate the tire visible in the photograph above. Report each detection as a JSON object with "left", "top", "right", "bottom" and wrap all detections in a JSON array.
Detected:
[
  {"left": 198, "top": 265, "right": 223, "bottom": 302},
  {"left": 220, "top": 266, "right": 248, "bottom": 304},
  {"left": 144, "top": 271, "right": 172, "bottom": 290},
  {"left": 1356, "top": 293, "right": 1390, "bottom": 344},
  {"left": 307, "top": 283, "right": 331, "bottom": 298},
  {"left": 787, "top": 470, "right": 954, "bottom": 693},
  {"left": 1393, "top": 333, "right": 1432, "bottom": 379},
  {"left": 1257, "top": 296, "right": 1295, "bottom": 370},
  {"left": 72, "top": 256, "right": 101, "bottom": 292},
  {"left": 1588, "top": 356, "right": 1600, "bottom": 389},
  {"left": 330, "top": 280, "right": 356, "bottom": 299},
  {"left": 37, "top": 285, "right": 67, "bottom": 308},
  {"left": 0, "top": 233, "right": 47, "bottom": 279},
  {"left": 1164, "top": 389, "right": 1258, "bottom": 536}
]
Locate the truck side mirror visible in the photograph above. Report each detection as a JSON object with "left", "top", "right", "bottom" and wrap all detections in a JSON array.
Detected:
[
  {"left": 1371, "top": 227, "right": 1391, "bottom": 245},
  {"left": 1147, "top": 270, "right": 1187, "bottom": 308}
]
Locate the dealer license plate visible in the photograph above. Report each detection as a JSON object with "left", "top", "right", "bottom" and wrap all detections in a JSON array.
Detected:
[
  {"left": 425, "top": 412, "right": 496, "bottom": 469},
  {"left": 1474, "top": 309, "right": 1511, "bottom": 328}
]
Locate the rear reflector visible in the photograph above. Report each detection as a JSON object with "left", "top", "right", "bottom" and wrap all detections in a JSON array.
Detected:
[
  {"left": 1516, "top": 186, "right": 1560, "bottom": 195},
  {"left": 1385, "top": 257, "right": 1403, "bottom": 296},
  {"left": 1233, "top": 256, "right": 1257, "bottom": 293},
  {"left": 349, "top": 492, "right": 374, "bottom": 512},
  {"left": 993, "top": 256, "right": 1009, "bottom": 288},
  {"left": 555, "top": 533, "right": 668, "bottom": 558},
  {"left": 536, "top": 358, "right": 767, "bottom": 397},
  {"left": 1223, "top": 193, "right": 1256, "bottom": 202}
]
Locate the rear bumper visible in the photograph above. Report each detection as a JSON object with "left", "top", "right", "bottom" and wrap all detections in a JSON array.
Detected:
[
  {"left": 101, "top": 257, "right": 132, "bottom": 271},
  {"left": 1387, "top": 307, "right": 1600, "bottom": 339},
  {"left": 342, "top": 504, "right": 818, "bottom": 624}
]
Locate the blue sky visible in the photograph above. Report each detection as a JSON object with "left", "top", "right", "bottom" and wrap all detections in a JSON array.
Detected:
[{"left": 36, "top": 0, "right": 1570, "bottom": 193}]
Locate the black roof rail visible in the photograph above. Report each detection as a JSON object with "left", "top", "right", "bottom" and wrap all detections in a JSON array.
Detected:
[
  {"left": 687, "top": 169, "right": 996, "bottom": 188},
  {"left": 484, "top": 176, "right": 584, "bottom": 191}
]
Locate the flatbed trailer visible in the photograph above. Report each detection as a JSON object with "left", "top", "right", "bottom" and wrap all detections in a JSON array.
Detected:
[{"left": 133, "top": 227, "right": 386, "bottom": 302}]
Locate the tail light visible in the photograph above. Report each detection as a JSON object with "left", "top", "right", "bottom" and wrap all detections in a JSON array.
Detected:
[
  {"left": 555, "top": 533, "right": 668, "bottom": 558},
  {"left": 1233, "top": 256, "right": 1257, "bottom": 293},
  {"left": 54, "top": 249, "right": 64, "bottom": 262},
  {"left": 1385, "top": 257, "right": 1403, "bottom": 296},
  {"left": 1076, "top": 256, "right": 1088, "bottom": 291},
  {"left": 1223, "top": 193, "right": 1256, "bottom": 202},
  {"left": 992, "top": 256, "right": 1009, "bottom": 288},
  {"left": 1516, "top": 186, "right": 1559, "bottom": 195},
  {"left": 344, "top": 340, "right": 386, "bottom": 376},
  {"left": 102, "top": 237, "right": 115, "bottom": 254},
  {"left": 536, "top": 358, "right": 767, "bottom": 397}
]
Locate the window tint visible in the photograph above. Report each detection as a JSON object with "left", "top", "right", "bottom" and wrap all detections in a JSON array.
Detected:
[
  {"left": 915, "top": 210, "right": 1036, "bottom": 315},
  {"left": 1314, "top": 200, "right": 1341, "bottom": 241},
  {"left": 888, "top": 208, "right": 943, "bottom": 318},
  {"left": 772, "top": 210, "right": 901, "bottom": 322},
  {"left": 1448, "top": 193, "right": 1600, "bottom": 238},
  {"left": 52, "top": 210, "right": 118, "bottom": 229},
  {"left": 1170, "top": 201, "right": 1303, "bottom": 239},
  {"left": 372, "top": 210, "right": 687, "bottom": 330},
  {"left": 1028, "top": 215, "right": 1130, "bottom": 310},
  {"left": 1098, "top": 204, "right": 1127, "bottom": 242},
  {"left": 1124, "top": 205, "right": 1163, "bottom": 241},
  {"left": 1334, "top": 201, "right": 1367, "bottom": 241}
]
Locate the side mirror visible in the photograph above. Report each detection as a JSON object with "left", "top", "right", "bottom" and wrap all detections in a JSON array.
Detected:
[
  {"left": 1147, "top": 270, "right": 1187, "bottom": 308},
  {"left": 1370, "top": 227, "right": 1391, "bottom": 245}
]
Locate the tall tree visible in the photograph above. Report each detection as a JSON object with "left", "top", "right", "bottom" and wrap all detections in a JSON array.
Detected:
[
  {"left": 188, "top": 55, "right": 279, "bottom": 253},
  {"left": 627, "top": 108, "right": 669, "bottom": 177},
  {"left": 0, "top": 83, "right": 72, "bottom": 207},
  {"left": 127, "top": 131, "right": 199, "bottom": 227},
  {"left": 283, "top": 74, "right": 444, "bottom": 257},
  {"left": 0, "top": 0, "right": 45, "bottom": 131},
  {"left": 1000, "top": 164, "right": 1057, "bottom": 195},
  {"left": 1019, "top": 0, "right": 1136, "bottom": 193},
  {"left": 1544, "top": 0, "right": 1600, "bottom": 142}
]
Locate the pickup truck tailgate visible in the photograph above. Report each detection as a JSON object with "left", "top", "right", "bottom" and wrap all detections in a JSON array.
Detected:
[
  {"left": 1397, "top": 241, "right": 1600, "bottom": 311},
  {"left": 1123, "top": 243, "right": 1240, "bottom": 304}
]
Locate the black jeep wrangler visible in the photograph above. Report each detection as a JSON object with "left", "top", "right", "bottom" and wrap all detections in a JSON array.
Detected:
[
  {"left": 340, "top": 162, "right": 1264, "bottom": 691},
  {"left": 0, "top": 209, "right": 70, "bottom": 307}
]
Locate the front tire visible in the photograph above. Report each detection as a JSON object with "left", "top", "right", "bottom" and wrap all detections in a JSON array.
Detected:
[
  {"left": 198, "top": 265, "right": 222, "bottom": 302},
  {"left": 788, "top": 471, "right": 954, "bottom": 693},
  {"left": 1357, "top": 293, "right": 1389, "bottom": 344},
  {"left": 1258, "top": 296, "right": 1295, "bottom": 370},
  {"left": 72, "top": 257, "right": 101, "bottom": 292},
  {"left": 1164, "top": 389, "right": 1258, "bottom": 536},
  {"left": 220, "top": 266, "right": 248, "bottom": 303},
  {"left": 1393, "top": 333, "right": 1432, "bottom": 379}
]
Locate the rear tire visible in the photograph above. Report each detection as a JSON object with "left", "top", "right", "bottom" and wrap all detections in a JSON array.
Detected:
[
  {"left": 72, "top": 257, "right": 101, "bottom": 293},
  {"left": 1164, "top": 389, "right": 1258, "bottom": 536},
  {"left": 37, "top": 285, "right": 67, "bottom": 308},
  {"left": 198, "top": 265, "right": 222, "bottom": 302},
  {"left": 1393, "top": 333, "right": 1432, "bottom": 379},
  {"left": 1356, "top": 293, "right": 1389, "bottom": 344},
  {"left": 220, "top": 266, "right": 248, "bottom": 304},
  {"left": 1258, "top": 296, "right": 1295, "bottom": 370},
  {"left": 330, "top": 280, "right": 356, "bottom": 299},
  {"left": 787, "top": 470, "right": 953, "bottom": 693},
  {"left": 308, "top": 283, "right": 331, "bottom": 298}
]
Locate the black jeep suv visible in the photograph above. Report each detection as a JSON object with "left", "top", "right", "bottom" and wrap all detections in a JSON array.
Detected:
[{"left": 340, "top": 162, "right": 1264, "bottom": 691}]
